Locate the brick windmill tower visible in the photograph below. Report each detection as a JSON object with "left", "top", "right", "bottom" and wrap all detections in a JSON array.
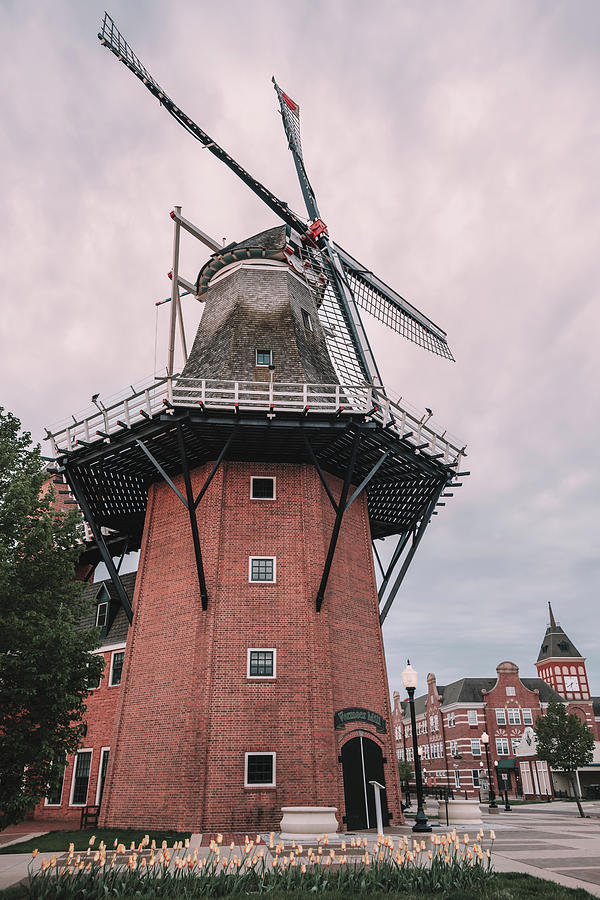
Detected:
[{"left": 45, "top": 14, "right": 468, "bottom": 833}]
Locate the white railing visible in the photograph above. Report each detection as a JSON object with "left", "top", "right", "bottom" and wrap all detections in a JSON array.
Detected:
[{"left": 45, "top": 374, "right": 466, "bottom": 466}]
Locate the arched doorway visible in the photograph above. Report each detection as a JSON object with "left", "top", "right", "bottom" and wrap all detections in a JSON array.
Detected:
[{"left": 341, "top": 734, "right": 389, "bottom": 831}]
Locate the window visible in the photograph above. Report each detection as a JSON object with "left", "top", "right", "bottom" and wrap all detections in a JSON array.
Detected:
[
  {"left": 251, "top": 477, "right": 275, "bottom": 500},
  {"left": 95, "top": 602, "right": 108, "bottom": 628},
  {"left": 447, "top": 712, "right": 455, "bottom": 727},
  {"left": 470, "top": 739, "right": 481, "bottom": 757},
  {"left": 245, "top": 753, "right": 275, "bottom": 787},
  {"left": 88, "top": 657, "right": 102, "bottom": 690},
  {"left": 495, "top": 708, "right": 506, "bottom": 725},
  {"left": 449, "top": 740, "right": 458, "bottom": 757},
  {"left": 96, "top": 748, "right": 110, "bottom": 805},
  {"left": 511, "top": 738, "right": 521, "bottom": 754},
  {"left": 301, "top": 309, "right": 313, "bottom": 331},
  {"left": 472, "top": 769, "right": 480, "bottom": 788},
  {"left": 255, "top": 350, "right": 273, "bottom": 366},
  {"left": 496, "top": 738, "right": 510, "bottom": 755},
  {"left": 45, "top": 758, "right": 66, "bottom": 806},
  {"left": 109, "top": 651, "right": 125, "bottom": 686},
  {"left": 423, "top": 744, "right": 430, "bottom": 760},
  {"left": 506, "top": 686, "right": 516, "bottom": 696},
  {"left": 70, "top": 750, "right": 92, "bottom": 805},
  {"left": 467, "top": 710, "right": 478, "bottom": 726},
  {"left": 507, "top": 708, "right": 521, "bottom": 725},
  {"left": 247, "top": 649, "right": 276, "bottom": 678},
  {"left": 249, "top": 557, "right": 276, "bottom": 583},
  {"left": 454, "top": 769, "right": 461, "bottom": 788},
  {"left": 523, "top": 709, "right": 533, "bottom": 725}
]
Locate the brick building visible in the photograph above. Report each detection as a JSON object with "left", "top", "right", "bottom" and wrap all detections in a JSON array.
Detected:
[
  {"left": 393, "top": 605, "right": 600, "bottom": 801},
  {"left": 34, "top": 224, "right": 463, "bottom": 832}
]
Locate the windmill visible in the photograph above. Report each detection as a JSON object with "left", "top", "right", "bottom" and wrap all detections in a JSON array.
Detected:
[
  {"left": 98, "top": 12, "right": 454, "bottom": 393},
  {"left": 40, "top": 14, "right": 468, "bottom": 834}
]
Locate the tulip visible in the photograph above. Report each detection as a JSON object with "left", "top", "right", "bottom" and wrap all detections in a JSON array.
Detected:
[{"left": 490, "top": 830, "right": 496, "bottom": 841}]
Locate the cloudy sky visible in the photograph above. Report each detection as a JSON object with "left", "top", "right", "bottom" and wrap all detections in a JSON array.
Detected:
[{"left": 2, "top": 1, "right": 598, "bottom": 696}]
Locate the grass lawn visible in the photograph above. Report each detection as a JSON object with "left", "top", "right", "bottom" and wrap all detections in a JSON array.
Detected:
[
  {"left": 1, "top": 873, "right": 597, "bottom": 899},
  {"left": 0, "top": 828, "right": 191, "bottom": 855}
]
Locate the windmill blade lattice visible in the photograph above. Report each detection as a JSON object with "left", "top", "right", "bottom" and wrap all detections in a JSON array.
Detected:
[{"left": 337, "top": 247, "right": 455, "bottom": 361}]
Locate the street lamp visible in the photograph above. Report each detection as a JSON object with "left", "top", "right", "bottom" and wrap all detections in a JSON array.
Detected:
[
  {"left": 401, "top": 661, "right": 431, "bottom": 833},
  {"left": 481, "top": 732, "right": 497, "bottom": 809}
]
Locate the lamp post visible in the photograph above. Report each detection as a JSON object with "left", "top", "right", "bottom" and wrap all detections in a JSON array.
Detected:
[
  {"left": 481, "top": 732, "right": 497, "bottom": 809},
  {"left": 401, "top": 661, "right": 431, "bottom": 833}
]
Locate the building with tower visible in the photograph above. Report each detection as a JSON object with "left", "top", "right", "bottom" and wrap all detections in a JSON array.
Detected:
[{"left": 393, "top": 605, "right": 600, "bottom": 802}]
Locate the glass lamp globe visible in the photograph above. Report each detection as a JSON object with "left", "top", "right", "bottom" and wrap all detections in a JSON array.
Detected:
[{"left": 401, "top": 662, "right": 418, "bottom": 690}]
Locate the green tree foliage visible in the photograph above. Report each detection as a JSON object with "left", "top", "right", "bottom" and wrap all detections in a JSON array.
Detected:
[
  {"left": 397, "top": 759, "right": 413, "bottom": 783},
  {"left": 534, "top": 695, "right": 594, "bottom": 817},
  {"left": 0, "top": 409, "right": 103, "bottom": 829}
]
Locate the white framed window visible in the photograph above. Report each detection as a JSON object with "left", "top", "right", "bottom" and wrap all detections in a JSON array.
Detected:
[
  {"left": 249, "top": 556, "right": 276, "bottom": 583},
  {"left": 244, "top": 752, "right": 276, "bottom": 787},
  {"left": 511, "top": 738, "right": 521, "bottom": 754},
  {"left": 88, "top": 657, "right": 102, "bottom": 690},
  {"left": 255, "top": 350, "right": 273, "bottom": 367},
  {"left": 95, "top": 602, "right": 108, "bottom": 628},
  {"left": 109, "top": 650, "right": 125, "bottom": 686},
  {"left": 69, "top": 749, "right": 93, "bottom": 806},
  {"left": 467, "top": 710, "right": 478, "bottom": 726},
  {"left": 470, "top": 739, "right": 481, "bottom": 757},
  {"left": 95, "top": 748, "right": 110, "bottom": 805},
  {"left": 506, "top": 686, "right": 516, "bottom": 696},
  {"left": 45, "top": 758, "right": 66, "bottom": 806},
  {"left": 472, "top": 769, "right": 480, "bottom": 788},
  {"left": 301, "top": 309, "right": 313, "bottom": 331},
  {"left": 495, "top": 708, "right": 506, "bottom": 725},
  {"left": 423, "top": 744, "right": 430, "bottom": 760},
  {"left": 523, "top": 709, "right": 533, "bottom": 725},
  {"left": 449, "top": 740, "right": 458, "bottom": 757},
  {"left": 507, "top": 708, "right": 521, "bottom": 725},
  {"left": 250, "top": 477, "right": 276, "bottom": 500},
  {"left": 496, "top": 737, "right": 510, "bottom": 755},
  {"left": 454, "top": 769, "right": 461, "bottom": 788},
  {"left": 247, "top": 648, "right": 276, "bottom": 679},
  {"left": 447, "top": 712, "right": 455, "bottom": 727}
]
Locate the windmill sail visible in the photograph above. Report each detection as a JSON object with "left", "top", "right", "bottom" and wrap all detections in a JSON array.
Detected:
[
  {"left": 335, "top": 244, "right": 455, "bottom": 361},
  {"left": 272, "top": 79, "right": 320, "bottom": 222}
]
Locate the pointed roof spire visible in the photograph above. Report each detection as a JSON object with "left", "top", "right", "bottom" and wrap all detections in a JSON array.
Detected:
[
  {"left": 537, "top": 604, "right": 583, "bottom": 663},
  {"left": 548, "top": 601, "right": 556, "bottom": 627}
]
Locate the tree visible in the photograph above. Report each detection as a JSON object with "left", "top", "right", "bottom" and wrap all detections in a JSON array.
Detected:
[
  {"left": 0, "top": 409, "right": 103, "bottom": 830},
  {"left": 397, "top": 759, "right": 413, "bottom": 784},
  {"left": 534, "top": 695, "right": 594, "bottom": 818}
]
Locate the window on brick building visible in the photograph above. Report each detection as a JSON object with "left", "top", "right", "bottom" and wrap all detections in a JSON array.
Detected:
[
  {"left": 109, "top": 651, "right": 124, "bottom": 686},
  {"left": 247, "top": 649, "right": 276, "bottom": 678},
  {"left": 496, "top": 737, "right": 510, "bottom": 755},
  {"left": 467, "top": 710, "right": 478, "bottom": 726},
  {"left": 454, "top": 769, "right": 461, "bottom": 788},
  {"left": 249, "top": 557, "right": 276, "bottom": 583},
  {"left": 472, "top": 769, "right": 480, "bottom": 788},
  {"left": 255, "top": 350, "right": 273, "bottom": 366},
  {"left": 301, "top": 309, "right": 313, "bottom": 331},
  {"left": 495, "top": 708, "right": 506, "bottom": 725},
  {"left": 70, "top": 750, "right": 92, "bottom": 805},
  {"left": 447, "top": 712, "right": 455, "bottom": 727},
  {"left": 511, "top": 738, "right": 521, "bottom": 754},
  {"left": 523, "top": 709, "right": 533, "bottom": 725},
  {"left": 251, "top": 477, "right": 275, "bottom": 500},
  {"left": 471, "top": 739, "right": 481, "bottom": 756},
  {"left": 245, "top": 753, "right": 276, "bottom": 787},
  {"left": 95, "top": 602, "right": 108, "bottom": 629},
  {"left": 507, "top": 708, "right": 521, "bottom": 725},
  {"left": 506, "top": 686, "right": 516, "bottom": 696},
  {"left": 449, "top": 740, "right": 458, "bottom": 757},
  {"left": 96, "top": 748, "right": 110, "bottom": 805},
  {"left": 88, "top": 656, "right": 102, "bottom": 690},
  {"left": 45, "top": 757, "right": 66, "bottom": 806}
]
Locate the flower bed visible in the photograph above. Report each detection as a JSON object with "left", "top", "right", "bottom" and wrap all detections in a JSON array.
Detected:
[{"left": 28, "top": 829, "right": 495, "bottom": 898}]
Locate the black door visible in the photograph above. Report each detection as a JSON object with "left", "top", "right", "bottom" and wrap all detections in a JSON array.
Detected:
[{"left": 341, "top": 735, "right": 389, "bottom": 830}]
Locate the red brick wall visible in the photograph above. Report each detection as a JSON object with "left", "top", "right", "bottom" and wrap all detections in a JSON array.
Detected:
[{"left": 100, "top": 461, "right": 401, "bottom": 832}]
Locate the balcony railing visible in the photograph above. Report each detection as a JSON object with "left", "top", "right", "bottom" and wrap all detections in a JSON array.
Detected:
[{"left": 45, "top": 373, "right": 466, "bottom": 466}]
